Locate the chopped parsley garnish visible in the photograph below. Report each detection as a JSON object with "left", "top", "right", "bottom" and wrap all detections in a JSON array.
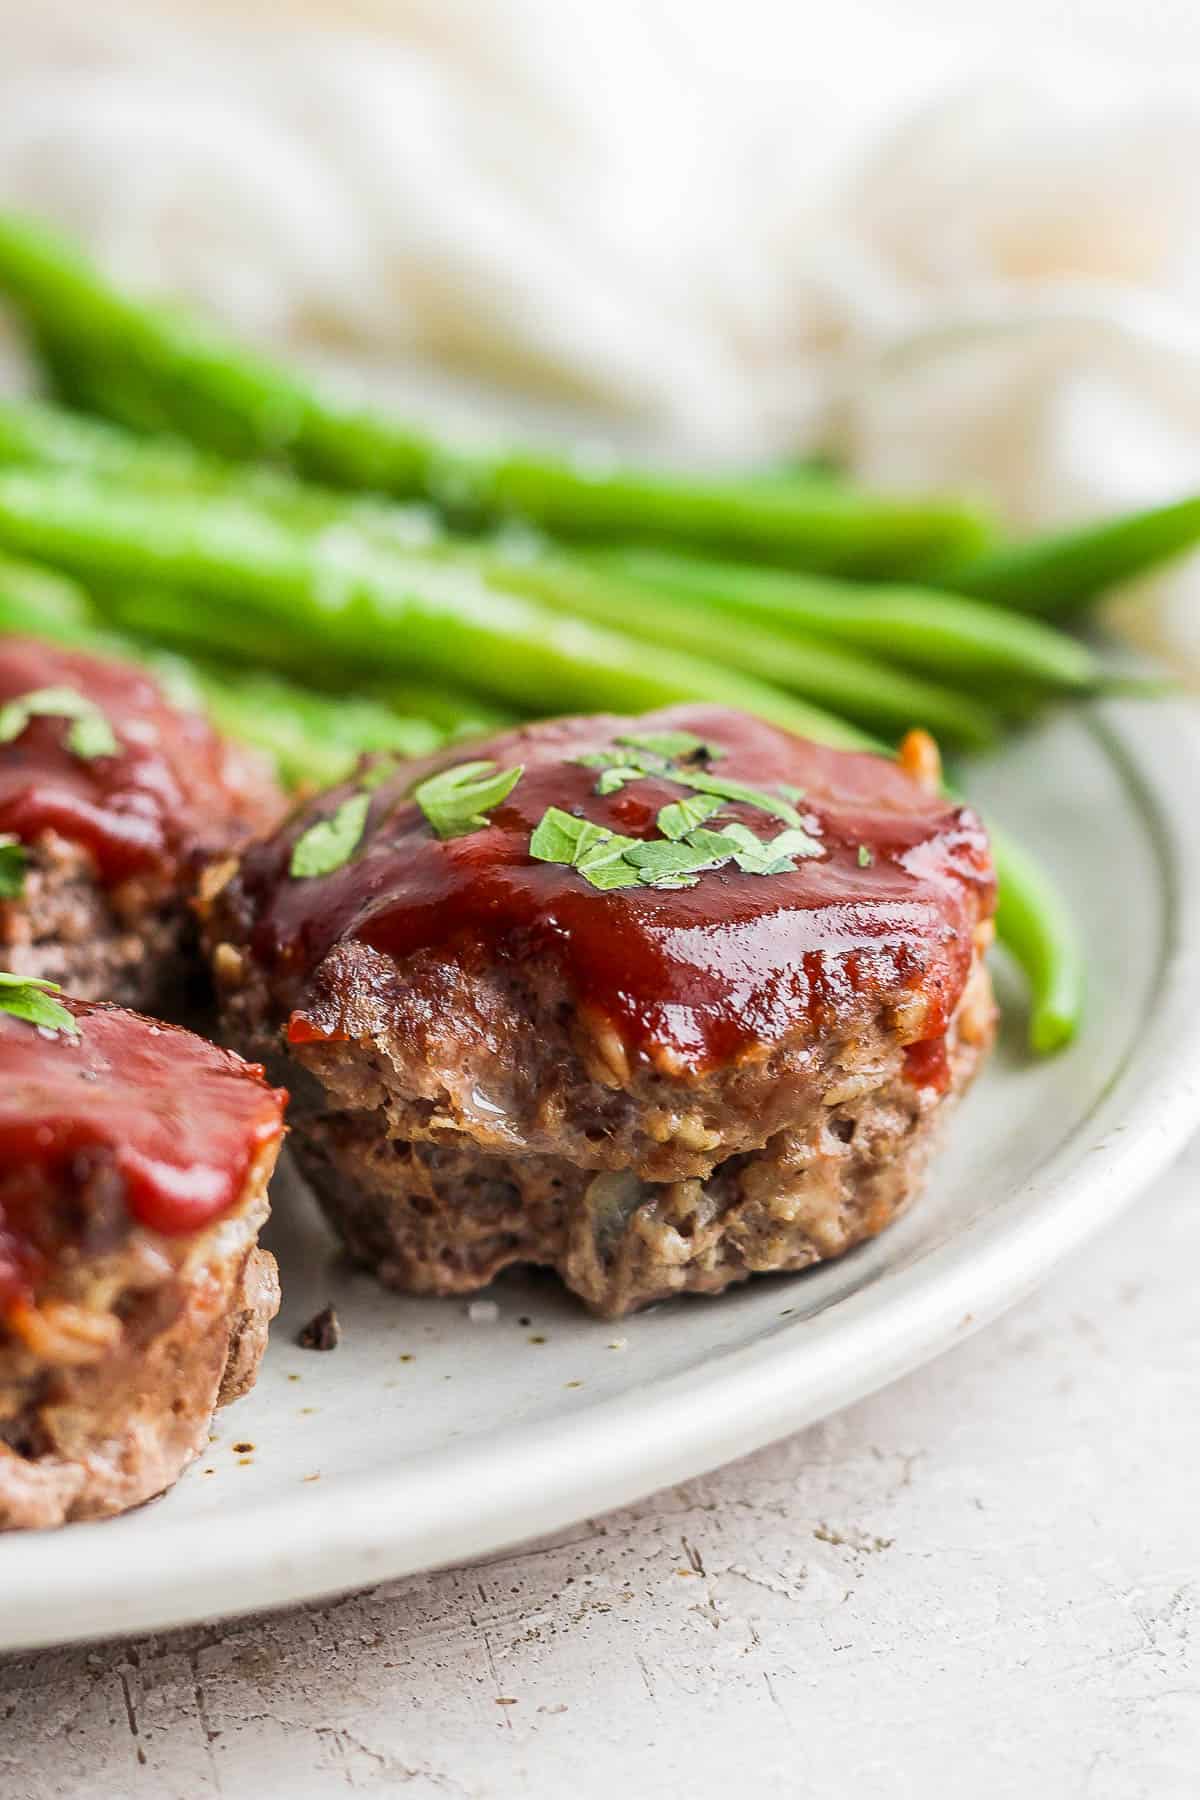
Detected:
[
  {"left": 693, "top": 822, "right": 821, "bottom": 875},
  {"left": 529, "top": 807, "right": 641, "bottom": 889},
  {"left": 622, "top": 833, "right": 735, "bottom": 887},
  {"left": 0, "top": 686, "right": 119, "bottom": 760},
  {"left": 288, "top": 753, "right": 523, "bottom": 881},
  {"left": 575, "top": 729, "right": 802, "bottom": 826},
  {"left": 290, "top": 793, "right": 371, "bottom": 879},
  {"left": 669, "top": 769, "right": 803, "bottom": 828},
  {"left": 858, "top": 844, "right": 875, "bottom": 868},
  {"left": 0, "top": 834, "right": 26, "bottom": 900},
  {"left": 0, "top": 972, "right": 78, "bottom": 1035},
  {"left": 614, "top": 729, "right": 724, "bottom": 764},
  {"left": 576, "top": 745, "right": 665, "bottom": 794},
  {"left": 595, "top": 764, "right": 648, "bottom": 796},
  {"left": 553, "top": 724, "right": 824, "bottom": 890},
  {"left": 414, "top": 759, "right": 523, "bottom": 840},
  {"left": 656, "top": 792, "right": 722, "bottom": 840},
  {"left": 529, "top": 812, "right": 822, "bottom": 892}
]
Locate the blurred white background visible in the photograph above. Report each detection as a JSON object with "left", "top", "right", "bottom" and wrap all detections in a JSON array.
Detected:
[{"left": 3, "top": 0, "right": 1200, "bottom": 658}]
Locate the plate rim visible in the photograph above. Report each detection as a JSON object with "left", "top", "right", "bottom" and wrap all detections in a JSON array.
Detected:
[{"left": 4, "top": 699, "right": 1200, "bottom": 1652}]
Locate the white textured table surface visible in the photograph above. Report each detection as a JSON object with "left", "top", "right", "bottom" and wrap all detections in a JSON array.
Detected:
[{"left": 3, "top": 1137, "right": 1198, "bottom": 1800}]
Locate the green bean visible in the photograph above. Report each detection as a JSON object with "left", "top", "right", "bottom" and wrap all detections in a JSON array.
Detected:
[
  {"left": 439, "top": 458, "right": 993, "bottom": 574},
  {"left": 0, "top": 467, "right": 872, "bottom": 748},
  {"left": 193, "top": 672, "right": 443, "bottom": 788},
  {"left": 103, "top": 583, "right": 513, "bottom": 737},
  {"left": 0, "top": 394, "right": 198, "bottom": 482},
  {"left": 0, "top": 549, "right": 95, "bottom": 628},
  {"left": 376, "top": 681, "right": 515, "bottom": 738},
  {"left": 0, "top": 586, "right": 139, "bottom": 662},
  {"left": 989, "top": 825, "right": 1083, "bottom": 1053},
  {"left": 0, "top": 399, "right": 1012, "bottom": 741},
  {"left": 0, "top": 398, "right": 950, "bottom": 732},
  {"left": 0, "top": 394, "right": 439, "bottom": 545},
  {"left": 590, "top": 547, "right": 1100, "bottom": 692},
  {"left": 471, "top": 550, "right": 1000, "bottom": 749},
  {"left": 941, "top": 496, "right": 1200, "bottom": 616},
  {"left": 0, "top": 396, "right": 1043, "bottom": 738},
  {"left": 0, "top": 214, "right": 993, "bottom": 573}
]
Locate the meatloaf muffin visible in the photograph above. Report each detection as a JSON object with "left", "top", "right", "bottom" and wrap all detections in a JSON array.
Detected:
[
  {"left": 0, "top": 636, "right": 280, "bottom": 1009},
  {"left": 207, "top": 704, "right": 996, "bottom": 1316},
  {"left": 0, "top": 988, "right": 286, "bottom": 1528}
]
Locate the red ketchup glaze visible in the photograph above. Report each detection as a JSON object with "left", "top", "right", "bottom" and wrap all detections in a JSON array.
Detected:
[
  {"left": 0, "top": 1001, "right": 286, "bottom": 1315},
  {"left": 233, "top": 705, "right": 995, "bottom": 1080},
  {"left": 903, "top": 1034, "right": 952, "bottom": 1095},
  {"left": 0, "top": 637, "right": 275, "bottom": 886}
]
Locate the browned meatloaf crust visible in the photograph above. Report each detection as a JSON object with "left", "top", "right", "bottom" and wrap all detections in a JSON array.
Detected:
[
  {"left": 291, "top": 960, "right": 991, "bottom": 1315},
  {"left": 0, "top": 999, "right": 286, "bottom": 1529},
  {"left": 0, "top": 637, "right": 281, "bottom": 1010},
  {"left": 1, "top": 830, "right": 190, "bottom": 1012},
  {"left": 207, "top": 704, "right": 997, "bottom": 1316}
]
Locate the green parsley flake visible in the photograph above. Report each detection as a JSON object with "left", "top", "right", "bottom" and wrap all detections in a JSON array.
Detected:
[
  {"left": 0, "top": 834, "right": 26, "bottom": 900},
  {"left": 0, "top": 971, "right": 78, "bottom": 1035},
  {"left": 858, "top": 844, "right": 875, "bottom": 868},
  {"left": 577, "top": 733, "right": 804, "bottom": 829},
  {"left": 595, "top": 764, "right": 646, "bottom": 796},
  {"left": 714, "top": 822, "right": 822, "bottom": 874},
  {"left": 529, "top": 807, "right": 641, "bottom": 889},
  {"left": 290, "top": 793, "right": 371, "bottom": 879},
  {"left": 656, "top": 792, "right": 723, "bottom": 840},
  {"left": 670, "top": 769, "right": 804, "bottom": 828},
  {"left": 575, "top": 745, "right": 664, "bottom": 794},
  {"left": 528, "top": 806, "right": 586, "bottom": 864},
  {"left": 576, "top": 748, "right": 657, "bottom": 773},
  {"left": 414, "top": 760, "right": 523, "bottom": 840},
  {"left": 528, "top": 809, "right": 825, "bottom": 894},
  {"left": 622, "top": 833, "right": 733, "bottom": 888},
  {"left": 0, "top": 686, "right": 119, "bottom": 760},
  {"left": 614, "top": 729, "right": 724, "bottom": 764},
  {"left": 534, "top": 727, "right": 827, "bottom": 893}
]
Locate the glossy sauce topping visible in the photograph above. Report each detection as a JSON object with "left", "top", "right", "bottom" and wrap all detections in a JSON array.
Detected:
[
  {"left": 232, "top": 706, "right": 994, "bottom": 1078},
  {"left": 0, "top": 1001, "right": 286, "bottom": 1314},
  {"left": 0, "top": 637, "right": 277, "bottom": 885}
]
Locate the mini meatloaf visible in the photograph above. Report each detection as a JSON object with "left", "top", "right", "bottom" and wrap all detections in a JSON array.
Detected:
[
  {"left": 207, "top": 704, "right": 996, "bottom": 1317},
  {"left": 0, "top": 636, "right": 280, "bottom": 1008},
  {"left": 0, "top": 994, "right": 286, "bottom": 1528}
]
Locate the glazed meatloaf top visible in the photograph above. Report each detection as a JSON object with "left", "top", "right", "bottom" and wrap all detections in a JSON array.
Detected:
[
  {"left": 209, "top": 705, "right": 995, "bottom": 1179},
  {"left": 0, "top": 997, "right": 287, "bottom": 1333},
  {"left": 0, "top": 635, "right": 279, "bottom": 892}
]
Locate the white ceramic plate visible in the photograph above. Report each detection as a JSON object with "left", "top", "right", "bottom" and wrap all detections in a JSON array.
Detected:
[{"left": 4, "top": 699, "right": 1200, "bottom": 1652}]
